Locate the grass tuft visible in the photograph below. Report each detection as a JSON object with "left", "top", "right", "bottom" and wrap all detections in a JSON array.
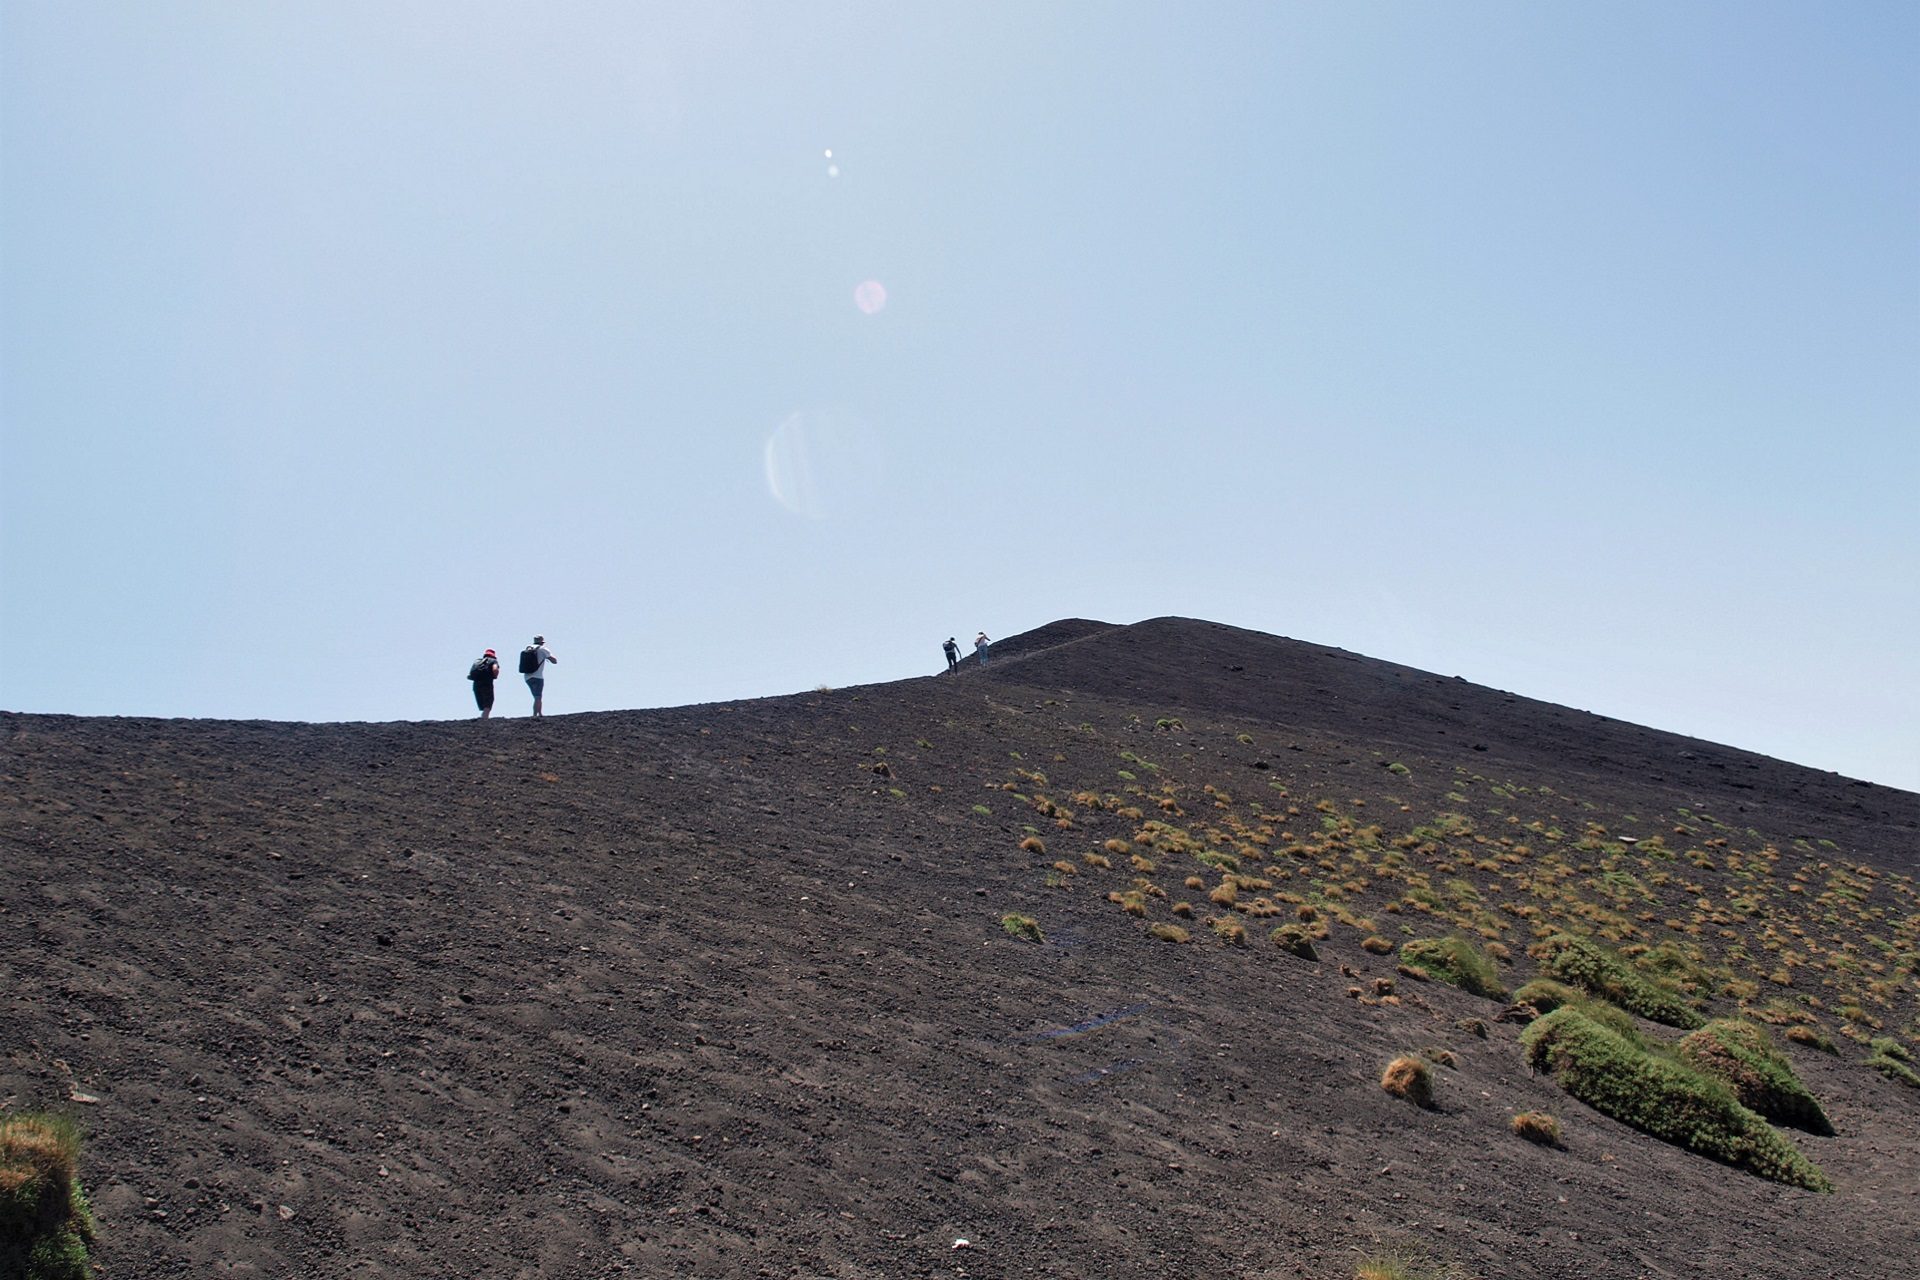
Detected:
[
  {"left": 1785, "top": 1025, "right": 1838, "bottom": 1055},
  {"left": 1399, "top": 936, "right": 1508, "bottom": 1000},
  {"left": 0, "top": 1111, "right": 95, "bottom": 1280},
  {"left": 1146, "top": 922, "right": 1190, "bottom": 944},
  {"left": 1510, "top": 1111, "right": 1562, "bottom": 1146},
  {"left": 1272, "top": 924, "right": 1319, "bottom": 960},
  {"left": 1867, "top": 1037, "right": 1920, "bottom": 1088},
  {"left": 999, "top": 914, "right": 1044, "bottom": 943},
  {"left": 1354, "top": 1244, "right": 1467, "bottom": 1280},
  {"left": 1380, "top": 1055, "right": 1435, "bottom": 1109}
]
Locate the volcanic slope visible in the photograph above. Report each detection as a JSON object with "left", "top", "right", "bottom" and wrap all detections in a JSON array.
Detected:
[{"left": 3, "top": 616, "right": 1916, "bottom": 1280}]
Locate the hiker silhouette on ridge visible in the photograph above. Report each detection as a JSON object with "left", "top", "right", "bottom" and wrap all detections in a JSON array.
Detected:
[
  {"left": 467, "top": 648, "right": 501, "bottom": 718},
  {"left": 943, "top": 637, "right": 960, "bottom": 673},
  {"left": 520, "top": 635, "right": 557, "bottom": 716},
  {"left": 974, "top": 632, "right": 991, "bottom": 667}
]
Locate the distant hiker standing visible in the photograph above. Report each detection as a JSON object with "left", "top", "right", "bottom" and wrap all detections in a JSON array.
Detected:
[
  {"left": 943, "top": 637, "right": 960, "bottom": 673},
  {"left": 468, "top": 649, "right": 501, "bottom": 718},
  {"left": 974, "top": 632, "right": 991, "bottom": 667},
  {"left": 520, "top": 635, "right": 557, "bottom": 716}
]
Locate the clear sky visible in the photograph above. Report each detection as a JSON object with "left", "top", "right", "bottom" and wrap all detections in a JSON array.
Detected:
[{"left": 3, "top": 3, "right": 1916, "bottom": 792}]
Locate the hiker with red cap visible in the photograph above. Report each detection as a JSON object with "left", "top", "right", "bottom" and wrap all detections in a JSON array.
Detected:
[{"left": 467, "top": 648, "right": 502, "bottom": 718}]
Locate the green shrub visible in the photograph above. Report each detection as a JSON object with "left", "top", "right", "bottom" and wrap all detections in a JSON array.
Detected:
[
  {"left": 1522, "top": 1008, "right": 1829, "bottom": 1191},
  {"left": 1533, "top": 933, "right": 1705, "bottom": 1029},
  {"left": 1870, "top": 1036, "right": 1913, "bottom": 1062},
  {"left": 0, "top": 1112, "right": 96, "bottom": 1280},
  {"left": 999, "top": 914, "right": 1044, "bottom": 943},
  {"left": 1512, "top": 980, "right": 1641, "bottom": 1042},
  {"left": 1512, "top": 979, "right": 1583, "bottom": 1014},
  {"left": 1400, "top": 936, "right": 1507, "bottom": 1001},
  {"left": 1571, "top": 998, "right": 1644, "bottom": 1044},
  {"left": 1634, "top": 940, "right": 1717, "bottom": 996},
  {"left": 1679, "top": 1020, "right": 1834, "bottom": 1134},
  {"left": 1867, "top": 1037, "right": 1920, "bottom": 1089}
]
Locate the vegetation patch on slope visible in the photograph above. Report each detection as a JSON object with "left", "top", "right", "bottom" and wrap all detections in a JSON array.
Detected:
[
  {"left": 0, "top": 1112, "right": 96, "bottom": 1280},
  {"left": 1522, "top": 1007, "right": 1829, "bottom": 1192},
  {"left": 1678, "top": 1020, "right": 1834, "bottom": 1134},
  {"left": 1399, "top": 936, "right": 1507, "bottom": 1000},
  {"left": 1532, "top": 933, "right": 1705, "bottom": 1029},
  {"left": 1867, "top": 1037, "right": 1920, "bottom": 1089}
]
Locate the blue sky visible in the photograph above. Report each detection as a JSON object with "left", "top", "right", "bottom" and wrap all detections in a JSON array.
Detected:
[{"left": 3, "top": 3, "right": 1915, "bottom": 792}]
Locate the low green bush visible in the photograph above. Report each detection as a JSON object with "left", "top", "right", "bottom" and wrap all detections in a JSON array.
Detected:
[
  {"left": 1523, "top": 1007, "right": 1828, "bottom": 1192},
  {"left": 999, "top": 913, "right": 1044, "bottom": 943},
  {"left": 1532, "top": 933, "right": 1704, "bottom": 1029},
  {"left": 1679, "top": 1020, "right": 1833, "bottom": 1134},
  {"left": 1511, "top": 978, "right": 1582, "bottom": 1014},
  {"left": 1867, "top": 1037, "right": 1920, "bottom": 1089},
  {"left": 1511, "top": 977, "right": 1645, "bottom": 1041},
  {"left": 1399, "top": 936, "right": 1507, "bottom": 1001},
  {"left": 0, "top": 1112, "right": 96, "bottom": 1280}
]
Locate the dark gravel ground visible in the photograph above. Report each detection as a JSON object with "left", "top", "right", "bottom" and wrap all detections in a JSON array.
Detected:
[{"left": 4, "top": 617, "right": 1915, "bottom": 1279}]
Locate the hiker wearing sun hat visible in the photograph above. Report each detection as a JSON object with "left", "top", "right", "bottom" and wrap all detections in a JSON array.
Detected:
[
  {"left": 520, "top": 635, "right": 557, "bottom": 717},
  {"left": 467, "top": 648, "right": 501, "bottom": 718}
]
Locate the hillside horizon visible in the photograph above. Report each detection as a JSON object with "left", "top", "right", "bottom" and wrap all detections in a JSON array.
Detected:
[
  {"left": 5, "top": 614, "right": 1917, "bottom": 1279},
  {"left": 10, "top": 616, "right": 1915, "bottom": 802}
]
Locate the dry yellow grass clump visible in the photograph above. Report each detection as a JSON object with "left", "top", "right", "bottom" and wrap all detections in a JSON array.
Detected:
[
  {"left": 1511, "top": 1111, "right": 1562, "bottom": 1146},
  {"left": 1380, "top": 1056, "right": 1434, "bottom": 1109}
]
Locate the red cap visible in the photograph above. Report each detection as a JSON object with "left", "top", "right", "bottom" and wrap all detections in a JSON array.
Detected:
[{"left": 484, "top": 649, "right": 496, "bottom": 656}]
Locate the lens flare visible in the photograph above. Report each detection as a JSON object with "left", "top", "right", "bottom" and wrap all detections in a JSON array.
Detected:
[
  {"left": 853, "top": 280, "right": 887, "bottom": 314},
  {"left": 763, "top": 411, "right": 886, "bottom": 519}
]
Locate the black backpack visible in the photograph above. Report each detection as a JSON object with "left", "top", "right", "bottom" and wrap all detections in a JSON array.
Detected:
[
  {"left": 469, "top": 657, "right": 495, "bottom": 682},
  {"left": 518, "top": 646, "right": 541, "bottom": 674}
]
